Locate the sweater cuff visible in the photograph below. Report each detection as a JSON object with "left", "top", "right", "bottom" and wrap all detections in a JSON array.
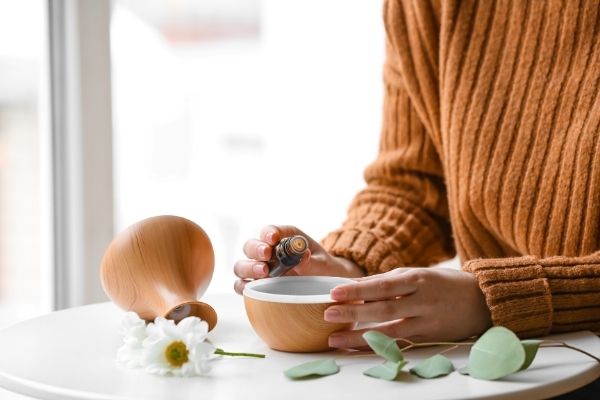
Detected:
[
  {"left": 322, "top": 229, "right": 404, "bottom": 275},
  {"left": 464, "top": 256, "right": 553, "bottom": 338},
  {"left": 321, "top": 227, "right": 452, "bottom": 276}
]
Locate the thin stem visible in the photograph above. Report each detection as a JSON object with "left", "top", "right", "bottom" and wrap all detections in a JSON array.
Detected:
[
  {"left": 400, "top": 341, "right": 475, "bottom": 352},
  {"left": 540, "top": 342, "right": 600, "bottom": 363},
  {"left": 214, "top": 348, "right": 266, "bottom": 358},
  {"left": 396, "top": 338, "right": 416, "bottom": 346},
  {"left": 439, "top": 345, "right": 460, "bottom": 355}
]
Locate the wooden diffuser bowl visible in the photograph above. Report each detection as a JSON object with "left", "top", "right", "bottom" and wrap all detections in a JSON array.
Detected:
[
  {"left": 100, "top": 215, "right": 217, "bottom": 330},
  {"left": 243, "top": 276, "right": 356, "bottom": 353}
]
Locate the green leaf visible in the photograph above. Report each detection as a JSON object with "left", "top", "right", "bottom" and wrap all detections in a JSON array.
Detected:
[
  {"left": 284, "top": 359, "right": 340, "bottom": 379},
  {"left": 409, "top": 354, "right": 455, "bottom": 379},
  {"left": 458, "top": 365, "right": 469, "bottom": 375},
  {"left": 520, "top": 339, "right": 542, "bottom": 370},
  {"left": 363, "top": 360, "right": 408, "bottom": 380},
  {"left": 468, "top": 326, "right": 525, "bottom": 380},
  {"left": 362, "top": 331, "right": 403, "bottom": 363}
]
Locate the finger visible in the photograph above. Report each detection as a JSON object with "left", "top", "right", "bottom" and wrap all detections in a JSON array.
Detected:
[
  {"left": 233, "top": 260, "right": 269, "bottom": 279},
  {"left": 259, "top": 225, "right": 281, "bottom": 246},
  {"left": 330, "top": 271, "right": 421, "bottom": 301},
  {"left": 324, "top": 297, "right": 421, "bottom": 323},
  {"left": 279, "top": 250, "right": 311, "bottom": 276},
  {"left": 354, "top": 267, "right": 413, "bottom": 282},
  {"left": 327, "top": 318, "right": 422, "bottom": 349},
  {"left": 242, "top": 239, "right": 271, "bottom": 261},
  {"left": 259, "top": 225, "right": 310, "bottom": 246},
  {"left": 234, "top": 279, "right": 249, "bottom": 295},
  {"left": 282, "top": 269, "right": 299, "bottom": 276}
]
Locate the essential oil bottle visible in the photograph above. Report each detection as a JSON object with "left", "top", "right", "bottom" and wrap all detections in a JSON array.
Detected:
[{"left": 267, "top": 235, "right": 309, "bottom": 277}]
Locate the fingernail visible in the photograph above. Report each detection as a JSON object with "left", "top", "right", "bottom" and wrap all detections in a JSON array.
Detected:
[
  {"left": 328, "top": 335, "right": 346, "bottom": 348},
  {"left": 331, "top": 287, "right": 346, "bottom": 300},
  {"left": 253, "top": 264, "right": 266, "bottom": 277},
  {"left": 258, "top": 245, "right": 268, "bottom": 258},
  {"left": 324, "top": 308, "right": 340, "bottom": 321},
  {"left": 266, "top": 232, "right": 275, "bottom": 243}
]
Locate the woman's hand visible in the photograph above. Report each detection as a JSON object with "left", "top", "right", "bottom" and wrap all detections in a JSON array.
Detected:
[
  {"left": 324, "top": 267, "right": 492, "bottom": 348},
  {"left": 233, "top": 225, "right": 364, "bottom": 295}
]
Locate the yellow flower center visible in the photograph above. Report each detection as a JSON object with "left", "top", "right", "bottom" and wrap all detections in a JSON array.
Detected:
[{"left": 165, "top": 340, "right": 189, "bottom": 367}]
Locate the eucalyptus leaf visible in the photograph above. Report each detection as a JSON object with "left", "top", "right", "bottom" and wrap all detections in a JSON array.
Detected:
[
  {"left": 363, "top": 360, "right": 408, "bottom": 381},
  {"left": 284, "top": 359, "right": 339, "bottom": 379},
  {"left": 362, "top": 331, "right": 403, "bottom": 363},
  {"left": 409, "top": 354, "right": 455, "bottom": 379},
  {"left": 468, "top": 326, "right": 525, "bottom": 380},
  {"left": 520, "top": 339, "right": 542, "bottom": 370},
  {"left": 458, "top": 365, "right": 469, "bottom": 375}
]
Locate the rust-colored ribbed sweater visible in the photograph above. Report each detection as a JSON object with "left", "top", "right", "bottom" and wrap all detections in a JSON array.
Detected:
[{"left": 322, "top": 0, "right": 600, "bottom": 338}]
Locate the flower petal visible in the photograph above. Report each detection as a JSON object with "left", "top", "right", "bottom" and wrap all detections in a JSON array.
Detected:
[
  {"left": 176, "top": 316, "right": 200, "bottom": 332},
  {"left": 141, "top": 337, "right": 171, "bottom": 366},
  {"left": 121, "top": 312, "right": 143, "bottom": 328},
  {"left": 119, "top": 312, "right": 146, "bottom": 340},
  {"left": 191, "top": 341, "right": 215, "bottom": 358},
  {"left": 188, "top": 341, "right": 215, "bottom": 375},
  {"left": 173, "top": 362, "right": 196, "bottom": 377},
  {"left": 151, "top": 317, "right": 180, "bottom": 340},
  {"left": 194, "top": 359, "right": 212, "bottom": 375},
  {"left": 178, "top": 317, "right": 209, "bottom": 345}
]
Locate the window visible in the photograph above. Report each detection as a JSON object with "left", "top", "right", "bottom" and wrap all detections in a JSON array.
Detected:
[
  {"left": 0, "top": 1, "right": 52, "bottom": 326},
  {"left": 0, "top": 0, "right": 386, "bottom": 321},
  {"left": 111, "top": 0, "right": 385, "bottom": 293}
]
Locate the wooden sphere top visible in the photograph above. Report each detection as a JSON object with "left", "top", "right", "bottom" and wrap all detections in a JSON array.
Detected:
[{"left": 100, "top": 215, "right": 216, "bottom": 328}]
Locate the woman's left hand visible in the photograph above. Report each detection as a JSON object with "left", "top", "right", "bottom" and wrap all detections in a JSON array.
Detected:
[{"left": 324, "top": 267, "right": 492, "bottom": 348}]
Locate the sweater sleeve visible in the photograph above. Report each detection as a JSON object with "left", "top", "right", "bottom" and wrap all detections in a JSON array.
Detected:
[
  {"left": 322, "top": 0, "right": 455, "bottom": 275},
  {"left": 464, "top": 252, "right": 600, "bottom": 338}
]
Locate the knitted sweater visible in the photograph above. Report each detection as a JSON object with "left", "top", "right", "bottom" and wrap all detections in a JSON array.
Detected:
[{"left": 322, "top": 0, "right": 600, "bottom": 338}]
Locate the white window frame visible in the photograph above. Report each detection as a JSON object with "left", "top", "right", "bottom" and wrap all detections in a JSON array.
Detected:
[{"left": 47, "top": 0, "right": 114, "bottom": 309}]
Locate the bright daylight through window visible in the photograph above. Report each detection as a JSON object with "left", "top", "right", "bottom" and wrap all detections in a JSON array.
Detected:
[
  {"left": 0, "top": 0, "right": 52, "bottom": 327},
  {"left": 110, "top": 0, "right": 385, "bottom": 293}
]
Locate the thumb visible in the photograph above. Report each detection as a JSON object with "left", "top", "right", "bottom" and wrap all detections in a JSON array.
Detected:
[{"left": 283, "top": 250, "right": 312, "bottom": 276}]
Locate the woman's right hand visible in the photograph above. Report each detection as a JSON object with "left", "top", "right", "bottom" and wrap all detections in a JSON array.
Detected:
[{"left": 233, "top": 225, "right": 365, "bottom": 295}]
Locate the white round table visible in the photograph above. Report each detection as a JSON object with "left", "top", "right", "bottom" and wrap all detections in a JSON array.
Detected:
[{"left": 0, "top": 293, "right": 598, "bottom": 400}]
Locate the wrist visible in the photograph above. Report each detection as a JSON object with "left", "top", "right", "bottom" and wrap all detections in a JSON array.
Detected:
[
  {"left": 469, "top": 273, "right": 493, "bottom": 333},
  {"left": 333, "top": 256, "right": 365, "bottom": 278}
]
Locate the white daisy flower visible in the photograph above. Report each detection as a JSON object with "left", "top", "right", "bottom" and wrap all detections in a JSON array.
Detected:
[
  {"left": 141, "top": 316, "right": 216, "bottom": 377},
  {"left": 116, "top": 312, "right": 264, "bottom": 377}
]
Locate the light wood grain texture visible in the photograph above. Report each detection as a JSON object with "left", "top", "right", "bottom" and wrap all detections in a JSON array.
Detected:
[
  {"left": 100, "top": 215, "right": 217, "bottom": 330},
  {"left": 244, "top": 297, "right": 354, "bottom": 352}
]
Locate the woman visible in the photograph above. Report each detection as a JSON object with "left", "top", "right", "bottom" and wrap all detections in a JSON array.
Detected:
[{"left": 234, "top": 0, "right": 600, "bottom": 351}]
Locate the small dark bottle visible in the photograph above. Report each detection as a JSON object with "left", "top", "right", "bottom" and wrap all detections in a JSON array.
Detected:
[{"left": 267, "top": 235, "right": 309, "bottom": 277}]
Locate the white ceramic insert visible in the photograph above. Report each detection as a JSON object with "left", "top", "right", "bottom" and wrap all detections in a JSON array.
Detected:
[{"left": 243, "top": 276, "right": 355, "bottom": 304}]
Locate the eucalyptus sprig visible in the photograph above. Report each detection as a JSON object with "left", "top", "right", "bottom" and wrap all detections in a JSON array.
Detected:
[
  {"left": 283, "top": 326, "right": 600, "bottom": 381},
  {"left": 284, "top": 359, "right": 340, "bottom": 379},
  {"left": 361, "top": 331, "right": 407, "bottom": 380},
  {"left": 409, "top": 354, "right": 454, "bottom": 379}
]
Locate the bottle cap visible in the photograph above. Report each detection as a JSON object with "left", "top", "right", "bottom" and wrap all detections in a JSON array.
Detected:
[{"left": 289, "top": 235, "right": 308, "bottom": 255}]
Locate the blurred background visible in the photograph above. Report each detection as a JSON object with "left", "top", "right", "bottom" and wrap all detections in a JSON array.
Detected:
[{"left": 0, "top": 0, "right": 384, "bottom": 327}]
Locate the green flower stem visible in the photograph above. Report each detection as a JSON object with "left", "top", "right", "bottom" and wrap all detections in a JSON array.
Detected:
[
  {"left": 540, "top": 342, "right": 600, "bottom": 363},
  {"left": 214, "top": 348, "right": 266, "bottom": 358}
]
